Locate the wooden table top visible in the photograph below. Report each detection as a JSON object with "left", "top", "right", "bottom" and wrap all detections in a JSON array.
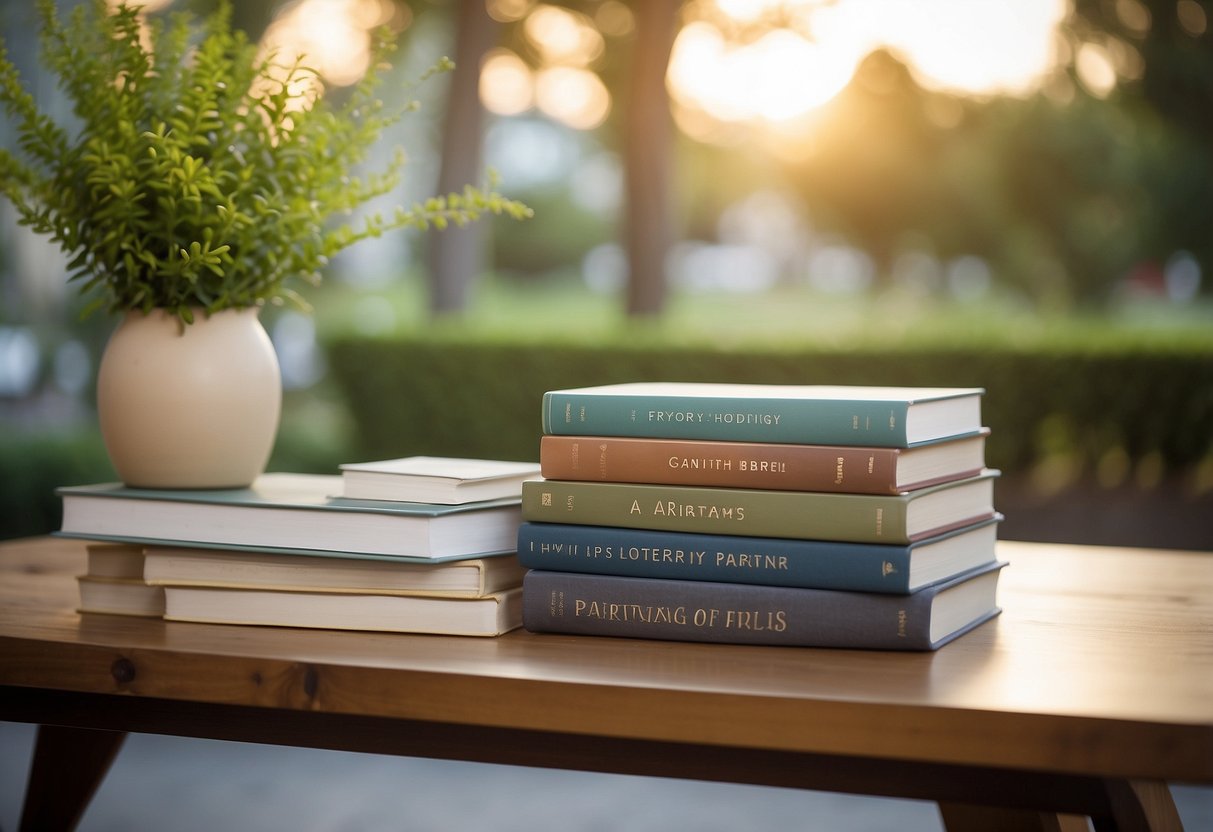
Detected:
[{"left": 2, "top": 536, "right": 1211, "bottom": 785}]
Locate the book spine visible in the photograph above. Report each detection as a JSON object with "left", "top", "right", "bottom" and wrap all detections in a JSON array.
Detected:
[
  {"left": 520, "top": 480, "right": 911, "bottom": 544},
  {"left": 517, "top": 523, "right": 914, "bottom": 593},
  {"left": 543, "top": 392, "right": 912, "bottom": 446},
  {"left": 522, "top": 570, "right": 937, "bottom": 649},
  {"left": 540, "top": 435, "right": 904, "bottom": 494}
]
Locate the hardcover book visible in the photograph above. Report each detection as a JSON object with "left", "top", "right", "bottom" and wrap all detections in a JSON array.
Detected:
[
  {"left": 516, "top": 516, "right": 1002, "bottom": 594},
  {"left": 84, "top": 542, "right": 147, "bottom": 579},
  {"left": 340, "top": 456, "right": 541, "bottom": 504},
  {"left": 144, "top": 547, "right": 525, "bottom": 598},
  {"left": 522, "top": 561, "right": 1006, "bottom": 650},
  {"left": 57, "top": 473, "right": 523, "bottom": 560},
  {"left": 77, "top": 542, "right": 164, "bottom": 617},
  {"left": 77, "top": 576, "right": 165, "bottom": 618},
  {"left": 163, "top": 585, "right": 523, "bottom": 637},
  {"left": 542, "top": 383, "right": 984, "bottom": 447},
  {"left": 539, "top": 430, "right": 988, "bottom": 494},
  {"left": 520, "top": 470, "right": 999, "bottom": 545}
]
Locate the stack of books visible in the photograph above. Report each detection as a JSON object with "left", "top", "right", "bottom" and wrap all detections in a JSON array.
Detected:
[
  {"left": 62, "top": 457, "right": 540, "bottom": 637},
  {"left": 518, "top": 383, "right": 1005, "bottom": 650}
]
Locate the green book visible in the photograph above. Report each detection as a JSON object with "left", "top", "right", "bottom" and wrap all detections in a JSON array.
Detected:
[
  {"left": 58, "top": 473, "right": 522, "bottom": 561},
  {"left": 542, "top": 382, "right": 985, "bottom": 447},
  {"left": 520, "top": 471, "right": 999, "bottom": 545}
]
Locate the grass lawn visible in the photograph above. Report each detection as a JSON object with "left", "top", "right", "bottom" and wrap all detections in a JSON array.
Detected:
[{"left": 303, "top": 272, "right": 1213, "bottom": 350}]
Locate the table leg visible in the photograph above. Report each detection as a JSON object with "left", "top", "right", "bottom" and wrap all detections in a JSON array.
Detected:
[
  {"left": 19, "top": 724, "right": 127, "bottom": 832},
  {"left": 1090, "top": 780, "right": 1184, "bottom": 832},
  {"left": 941, "top": 779, "right": 1185, "bottom": 832},
  {"left": 939, "top": 803, "right": 1093, "bottom": 831}
]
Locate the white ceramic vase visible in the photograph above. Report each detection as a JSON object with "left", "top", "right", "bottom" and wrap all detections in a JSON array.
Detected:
[{"left": 96, "top": 308, "right": 282, "bottom": 489}]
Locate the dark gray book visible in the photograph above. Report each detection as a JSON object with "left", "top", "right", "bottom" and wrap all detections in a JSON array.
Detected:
[{"left": 522, "top": 561, "right": 1006, "bottom": 651}]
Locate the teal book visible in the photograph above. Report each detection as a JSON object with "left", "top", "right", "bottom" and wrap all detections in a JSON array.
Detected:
[
  {"left": 516, "top": 516, "right": 1002, "bottom": 594},
  {"left": 520, "top": 470, "right": 999, "bottom": 545},
  {"left": 542, "top": 383, "right": 984, "bottom": 447},
  {"left": 57, "top": 473, "right": 522, "bottom": 561},
  {"left": 522, "top": 561, "right": 1007, "bottom": 651}
]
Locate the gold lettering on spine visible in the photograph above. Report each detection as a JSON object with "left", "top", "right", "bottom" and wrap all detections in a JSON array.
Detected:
[
  {"left": 724, "top": 609, "right": 788, "bottom": 631},
  {"left": 649, "top": 501, "right": 746, "bottom": 520}
]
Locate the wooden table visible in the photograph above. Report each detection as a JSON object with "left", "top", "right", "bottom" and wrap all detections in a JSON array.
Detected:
[{"left": 1, "top": 536, "right": 1210, "bottom": 832}]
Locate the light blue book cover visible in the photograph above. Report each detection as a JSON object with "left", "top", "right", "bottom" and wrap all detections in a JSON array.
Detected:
[
  {"left": 57, "top": 473, "right": 522, "bottom": 561},
  {"left": 543, "top": 383, "right": 985, "bottom": 447}
]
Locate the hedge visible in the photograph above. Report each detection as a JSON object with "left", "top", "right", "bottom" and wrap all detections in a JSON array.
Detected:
[{"left": 326, "top": 332, "right": 1213, "bottom": 477}]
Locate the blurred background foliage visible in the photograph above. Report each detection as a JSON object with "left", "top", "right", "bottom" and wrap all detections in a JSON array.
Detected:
[{"left": 1, "top": 0, "right": 1211, "bottom": 544}]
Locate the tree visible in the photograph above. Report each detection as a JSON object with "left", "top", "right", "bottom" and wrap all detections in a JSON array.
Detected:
[
  {"left": 621, "top": 0, "right": 681, "bottom": 317},
  {"left": 427, "top": 0, "right": 500, "bottom": 316},
  {"left": 787, "top": 50, "right": 948, "bottom": 288}
]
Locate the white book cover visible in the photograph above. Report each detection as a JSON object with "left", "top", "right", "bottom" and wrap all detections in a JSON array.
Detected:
[{"left": 340, "top": 457, "right": 540, "bottom": 504}]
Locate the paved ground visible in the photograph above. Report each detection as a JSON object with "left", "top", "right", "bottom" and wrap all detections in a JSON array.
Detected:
[{"left": 2, "top": 722, "right": 1211, "bottom": 832}]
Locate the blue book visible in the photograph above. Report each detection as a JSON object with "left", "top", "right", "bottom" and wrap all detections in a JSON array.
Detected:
[
  {"left": 542, "top": 382, "right": 984, "bottom": 447},
  {"left": 517, "top": 516, "right": 1001, "bottom": 594},
  {"left": 57, "top": 473, "right": 522, "bottom": 561},
  {"left": 522, "top": 561, "right": 1007, "bottom": 651}
]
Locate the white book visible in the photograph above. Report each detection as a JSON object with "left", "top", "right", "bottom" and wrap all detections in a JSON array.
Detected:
[
  {"left": 144, "top": 546, "right": 524, "bottom": 598},
  {"left": 85, "top": 542, "right": 147, "bottom": 579},
  {"left": 77, "top": 576, "right": 165, "bottom": 617},
  {"left": 164, "top": 585, "right": 523, "bottom": 637},
  {"left": 340, "top": 456, "right": 541, "bottom": 504},
  {"left": 58, "top": 473, "right": 523, "bottom": 560}
]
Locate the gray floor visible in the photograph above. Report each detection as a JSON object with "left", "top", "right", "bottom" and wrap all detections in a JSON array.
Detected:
[{"left": 2, "top": 722, "right": 1211, "bottom": 832}]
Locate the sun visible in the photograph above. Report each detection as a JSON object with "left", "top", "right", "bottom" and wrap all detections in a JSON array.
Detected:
[{"left": 667, "top": 0, "right": 1069, "bottom": 129}]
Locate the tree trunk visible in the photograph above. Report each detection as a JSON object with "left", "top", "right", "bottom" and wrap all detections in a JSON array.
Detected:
[
  {"left": 427, "top": 0, "right": 499, "bottom": 316},
  {"left": 623, "top": 0, "right": 681, "bottom": 318}
]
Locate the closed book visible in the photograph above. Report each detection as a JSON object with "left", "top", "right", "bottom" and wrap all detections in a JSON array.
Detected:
[
  {"left": 85, "top": 542, "right": 147, "bottom": 579},
  {"left": 539, "top": 431, "right": 988, "bottom": 494},
  {"left": 77, "top": 576, "right": 165, "bottom": 618},
  {"left": 520, "top": 471, "right": 999, "bottom": 545},
  {"left": 516, "top": 516, "right": 1002, "bottom": 594},
  {"left": 163, "top": 585, "right": 523, "bottom": 637},
  {"left": 542, "top": 383, "right": 984, "bottom": 447},
  {"left": 522, "top": 562, "right": 1006, "bottom": 650},
  {"left": 340, "top": 456, "right": 541, "bottom": 505},
  {"left": 57, "top": 473, "right": 522, "bottom": 561},
  {"left": 144, "top": 547, "right": 524, "bottom": 598}
]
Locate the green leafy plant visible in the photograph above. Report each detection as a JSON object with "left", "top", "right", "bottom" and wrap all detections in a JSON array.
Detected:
[{"left": 0, "top": 0, "right": 531, "bottom": 325}]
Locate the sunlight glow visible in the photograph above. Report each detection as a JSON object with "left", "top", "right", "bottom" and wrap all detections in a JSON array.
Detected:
[
  {"left": 484, "top": 2, "right": 613, "bottom": 130},
  {"left": 669, "top": 0, "right": 1069, "bottom": 129},
  {"left": 1075, "top": 42, "right": 1118, "bottom": 98},
  {"left": 669, "top": 22, "right": 855, "bottom": 123},
  {"left": 858, "top": 0, "right": 1067, "bottom": 96},
  {"left": 594, "top": 1, "right": 635, "bottom": 37},
  {"left": 524, "top": 4, "right": 604, "bottom": 67},
  {"left": 258, "top": 0, "right": 402, "bottom": 90},
  {"left": 535, "top": 66, "right": 610, "bottom": 130},
  {"left": 1178, "top": 0, "right": 1209, "bottom": 36},
  {"left": 480, "top": 49, "right": 534, "bottom": 115},
  {"left": 486, "top": 0, "right": 537, "bottom": 24}
]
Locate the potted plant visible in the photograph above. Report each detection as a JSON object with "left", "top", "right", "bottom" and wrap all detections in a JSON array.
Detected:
[{"left": 0, "top": 0, "right": 530, "bottom": 488}]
